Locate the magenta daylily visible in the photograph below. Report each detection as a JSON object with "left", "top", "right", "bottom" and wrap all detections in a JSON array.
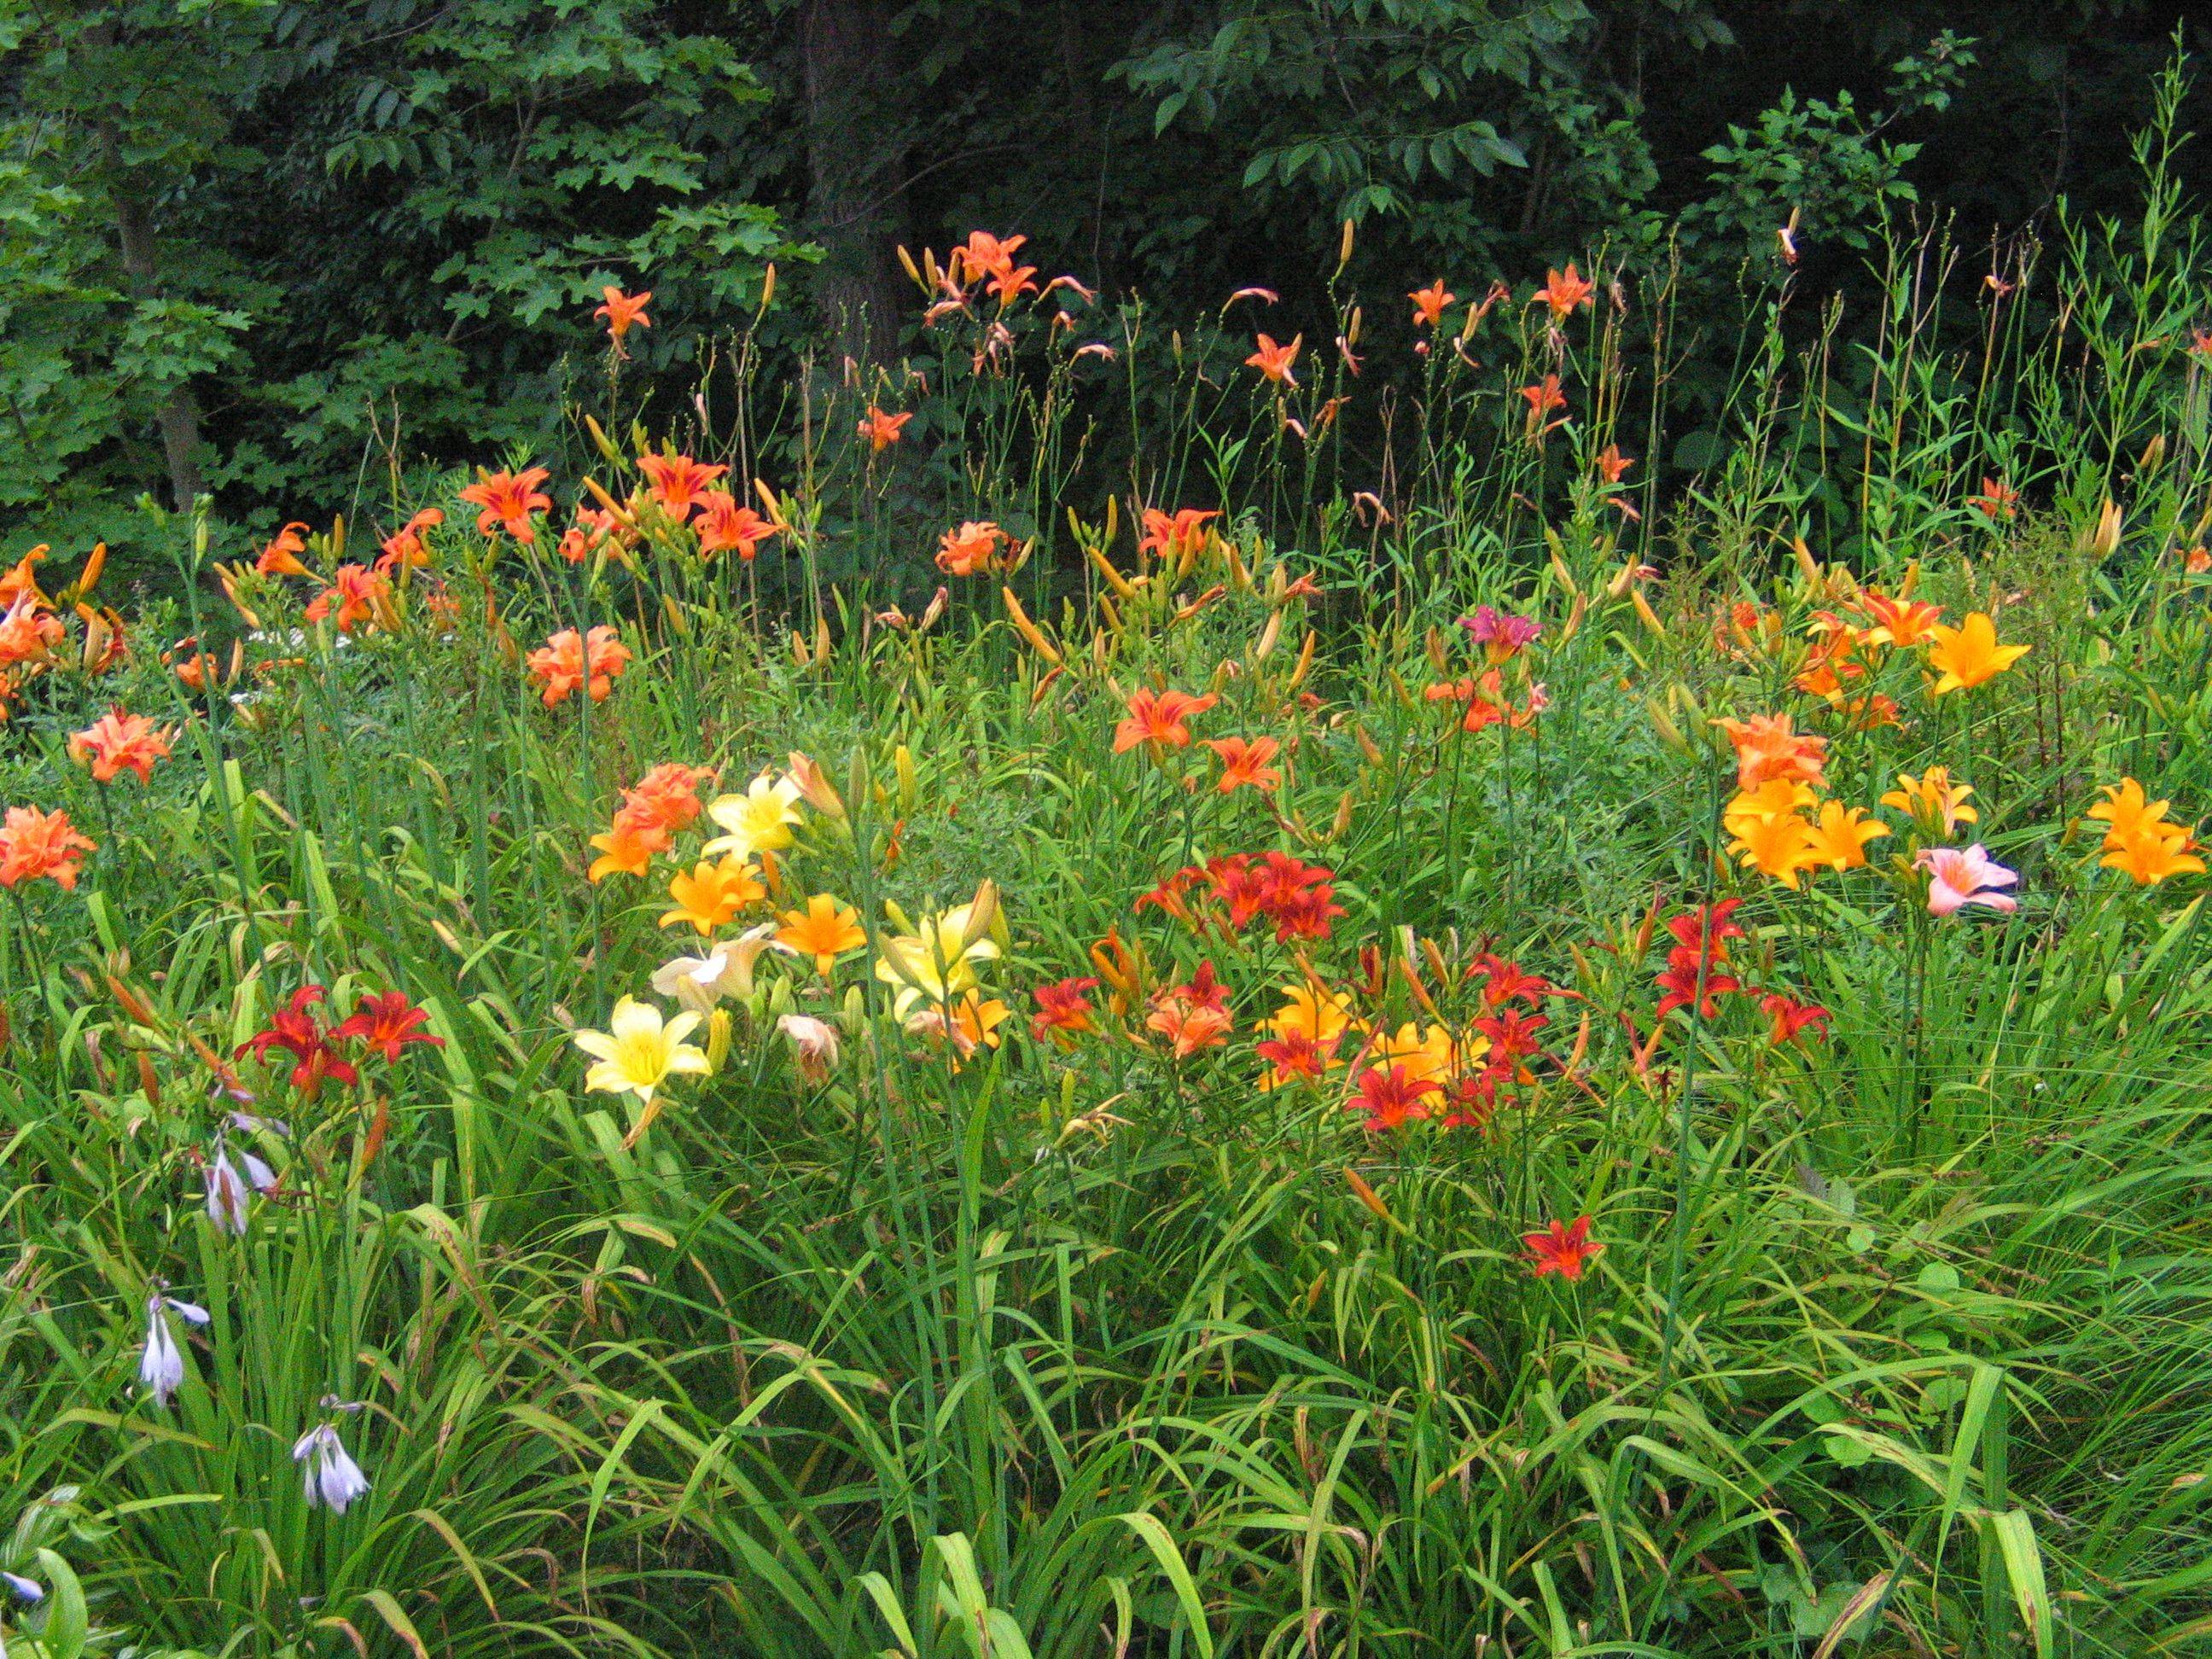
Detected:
[{"left": 1915, "top": 844, "right": 2019, "bottom": 917}]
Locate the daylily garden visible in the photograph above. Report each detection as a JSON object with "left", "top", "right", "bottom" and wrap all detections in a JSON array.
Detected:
[{"left": 7, "top": 159, "right": 2212, "bottom": 1659}]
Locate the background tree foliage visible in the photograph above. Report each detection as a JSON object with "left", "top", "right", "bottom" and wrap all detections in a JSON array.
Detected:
[{"left": 1, "top": 0, "right": 2204, "bottom": 563}]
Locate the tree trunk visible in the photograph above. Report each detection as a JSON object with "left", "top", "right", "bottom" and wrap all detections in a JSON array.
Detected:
[
  {"left": 107, "top": 166, "right": 208, "bottom": 510},
  {"left": 799, "top": 0, "right": 915, "bottom": 369},
  {"left": 82, "top": 13, "right": 207, "bottom": 510}
]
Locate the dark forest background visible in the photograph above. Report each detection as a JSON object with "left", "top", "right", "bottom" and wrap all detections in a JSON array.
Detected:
[{"left": 3, "top": 1, "right": 2206, "bottom": 561}]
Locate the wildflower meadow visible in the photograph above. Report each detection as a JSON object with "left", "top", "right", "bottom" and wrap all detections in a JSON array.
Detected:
[{"left": 9, "top": 61, "right": 2212, "bottom": 1659}]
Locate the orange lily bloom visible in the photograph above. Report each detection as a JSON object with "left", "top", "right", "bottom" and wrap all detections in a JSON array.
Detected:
[
  {"left": 1532, "top": 263, "right": 1595, "bottom": 321},
  {"left": 460, "top": 466, "right": 552, "bottom": 542},
  {"left": 304, "top": 564, "right": 394, "bottom": 633},
  {"left": 1246, "top": 333, "right": 1301, "bottom": 386},
  {"left": 661, "top": 856, "right": 767, "bottom": 934},
  {"left": 594, "top": 286, "right": 652, "bottom": 353},
  {"left": 1137, "top": 507, "right": 1218, "bottom": 562},
  {"left": 68, "top": 707, "right": 175, "bottom": 784},
  {"left": 1712, "top": 713, "right": 1828, "bottom": 793},
  {"left": 1408, "top": 281, "right": 1454, "bottom": 329},
  {"left": 859, "top": 406, "right": 914, "bottom": 451},
  {"left": 637, "top": 452, "right": 730, "bottom": 521},
  {"left": 1520, "top": 375, "right": 1569, "bottom": 424},
  {"left": 1203, "top": 736, "right": 1282, "bottom": 794},
  {"left": 1595, "top": 445, "right": 1633, "bottom": 484},
  {"left": 1860, "top": 591, "right": 1944, "bottom": 647},
  {"left": 775, "top": 893, "right": 868, "bottom": 974},
  {"left": 936, "top": 521, "right": 1007, "bottom": 577},
  {"left": 527, "top": 625, "right": 631, "bottom": 707},
  {"left": 696, "top": 492, "right": 778, "bottom": 562},
  {"left": 0, "top": 804, "right": 96, "bottom": 890},
  {"left": 254, "top": 521, "right": 314, "bottom": 578},
  {"left": 1925, "top": 613, "right": 2030, "bottom": 694},
  {"left": 587, "top": 817, "right": 664, "bottom": 883},
  {"left": 1113, "top": 687, "right": 1219, "bottom": 754},
  {"left": 0, "top": 546, "right": 47, "bottom": 609},
  {"left": 376, "top": 508, "right": 443, "bottom": 572}
]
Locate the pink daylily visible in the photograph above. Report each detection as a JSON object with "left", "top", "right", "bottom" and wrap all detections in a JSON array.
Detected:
[{"left": 1915, "top": 844, "right": 2019, "bottom": 917}]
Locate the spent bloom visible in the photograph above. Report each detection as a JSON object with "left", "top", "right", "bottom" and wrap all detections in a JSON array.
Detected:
[
  {"left": 293, "top": 1423, "right": 372, "bottom": 1515},
  {"left": 1916, "top": 845, "right": 2020, "bottom": 917}
]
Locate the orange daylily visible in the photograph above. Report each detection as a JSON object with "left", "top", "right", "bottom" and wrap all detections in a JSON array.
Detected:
[
  {"left": 254, "top": 522, "right": 314, "bottom": 578},
  {"left": 1114, "top": 687, "right": 1219, "bottom": 754},
  {"left": 304, "top": 564, "right": 395, "bottom": 633},
  {"left": 1137, "top": 507, "right": 1218, "bottom": 562},
  {"left": 376, "top": 508, "right": 443, "bottom": 572},
  {"left": 1712, "top": 713, "right": 1828, "bottom": 793},
  {"left": 936, "top": 520, "right": 1007, "bottom": 577},
  {"left": 1245, "top": 333, "right": 1301, "bottom": 386},
  {"left": 594, "top": 286, "right": 652, "bottom": 353},
  {"left": 1532, "top": 263, "right": 1595, "bottom": 321},
  {"left": 696, "top": 492, "right": 778, "bottom": 562},
  {"left": 1203, "top": 736, "right": 1282, "bottom": 795},
  {"left": 68, "top": 707, "right": 175, "bottom": 785},
  {"left": 637, "top": 453, "right": 730, "bottom": 521},
  {"left": 1860, "top": 591, "right": 1944, "bottom": 648},
  {"left": 0, "top": 804, "right": 95, "bottom": 890},
  {"left": 859, "top": 406, "right": 913, "bottom": 452},
  {"left": 460, "top": 467, "right": 552, "bottom": 543},
  {"left": 1408, "top": 281, "right": 1454, "bottom": 329},
  {"left": 527, "top": 625, "right": 632, "bottom": 707},
  {"left": 661, "top": 856, "right": 767, "bottom": 934},
  {"left": 775, "top": 893, "right": 868, "bottom": 974}
]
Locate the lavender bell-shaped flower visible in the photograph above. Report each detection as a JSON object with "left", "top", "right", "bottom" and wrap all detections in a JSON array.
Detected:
[
  {"left": 292, "top": 1423, "right": 371, "bottom": 1514},
  {"left": 137, "top": 1292, "right": 210, "bottom": 1407},
  {"left": 1, "top": 1573, "right": 38, "bottom": 1603},
  {"left": 205, "top": 1145, "right": 253, "bottom": 1235}
]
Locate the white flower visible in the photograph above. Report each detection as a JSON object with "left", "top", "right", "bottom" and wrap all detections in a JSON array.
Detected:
[
  {"left": 649, "top": 923, "right": 776, "bottom": 1014},
  {"left": 292, "top": 1423, "right": 371, "bottom": 1514},
  {"left": 138, "top": 1294, "right": 209, "bottom": 1407},
  {"left": 204, "top": 1146, "right": 253, "bottom": 1235}
]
